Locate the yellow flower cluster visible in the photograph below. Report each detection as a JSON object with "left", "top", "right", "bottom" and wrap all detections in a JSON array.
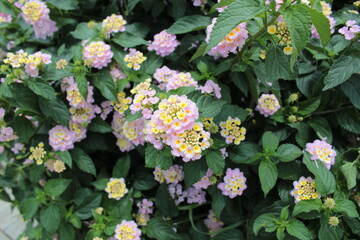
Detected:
[
  {"left": 124, "top": 49, "right": 146, "bottom": 70},
  {"left": 291, "top": 177, "right": 320, "bottom": 202},
  {"left": 320, "top": 1, "right": 332, "bottom": 16},
  {"left": 22, "top": 1, "right": 42, "bottom": 23},
  {"left": 3, "top": 51, "right": 28, "bottom": 68},
  {"left": 53, "top": 159, "right": 66, "bottom": 173},
  {"left": 220, "top": 117, "right": 246, "bottom": 145},
  {"left": 102, "top": 14, "right": 126, "bottom": 35},
  {"left": 29, "top": 142, "right": 46, "bottom": 165},
  {"left": 56, "top": 59, "right": 68, "bottom": 69},
  {"left": 111, "top": 92, "right": 132, "bottom": 114},
  {"left": 105, "top": 178, "right": 128, "bottom": 200}
]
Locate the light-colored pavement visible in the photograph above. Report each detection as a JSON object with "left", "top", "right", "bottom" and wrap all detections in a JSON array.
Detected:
[{"left": 0, "top": 200, "right": 26, "bottom": 240}]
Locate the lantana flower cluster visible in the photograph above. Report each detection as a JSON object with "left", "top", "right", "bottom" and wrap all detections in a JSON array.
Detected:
[
  {"left": 339, "top": 20, "right": 360, "bottom": 40},
  {"left": 218, "top": 168, "right": 247, "bottom": 198},
  {"left": 148, "top": 30, "right": 180, "bottom": 57},
  {"left": 124, "top": 48, "right": 146, "bottom": 70},
  {"left": 305, "top": 139, "right": 337, "bottom": 169},
  {"left": 102, "top": 14, "right": 127, "bottom": 37},
  {"left": 83, "top": 41, "right": 114, "bottom": 69},
  {"left": 4, "top": 50, "right": 52, "bottom": 78},
  {"left": 204, "top": 210, "right": 224, "bottom": 234},
  {"left": 20, "top": 0, "right": 58, "bottom": 39},
  {"left": 114, "top": 220, "right": 141, "bottom": 240},
  {"left": 219, "top": 117, "right": 246, "bottom": 145},
  {"left": 105, "top": 178, "right": 128, "bottom": 200},
  {"left": 135, "top": 199, "right": 154, "bottom": 226},
  {"left": 291, "top": 176, "right": 320, "bottom": 203},
  {"left": 256, "top": 93, "right": 281, "bottom": 117}
]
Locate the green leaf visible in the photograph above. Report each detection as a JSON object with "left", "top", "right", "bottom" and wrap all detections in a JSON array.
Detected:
[
  {"left": 184, "top": 160, "right": 208, "bottom": 188},
  {"left": 323, "top": 55, "right": 360, "bottom": 90},
  {"left": 333, "top": 199, "right": 359, "bottom": 218},
  {"left": 205, "top": 0, "right": 265, "bottom": 53},
  {"left": 262, "top": 131, "right": 279, "bottom": 151},
  {"left": 341, "top": 75, "right": 360, "bottom": 109},
  {"left": 70, "top": 23, "right": 97, "bottom": 40},
  {"left": 253, "top": 213, "right": 277, "bottom": 235},
  {"left": 147, "top": 217, "right": 182, "bottom": 240},
  {"left": 145, "top": 145, "right": 157, "bottom": 168},
  {"left": 56, "top": 151, "right": 72, "bottom": 168},
  {"left": 113, "top": 155, "right": 131, "bottom": 178},
  {"left": 39, "top": 97, "right": 70, "bottom": 126},
  {"left": 133, "top": 171, "right": 158, "bottom": 190},
  {"left": 128, "top": 0, "right": 141, "bottom": 12},
  {"left": 74, "top": 72, "right": 88, "bottom": 100},
  {"left": 76, "top": 193, "right": 102, "bottom": 219},
  {"left": 167, "top": 15, "right": 211, "bottom": 34},
  {"left": 20, "top": 197, "right": 41, "bottom": 221},
  {"left": 91, "top": 178, "right": 109, "bottom": 190},
  {"left": 27, "top": 79, "right": 56, "bottom": 101},
  {"left": 40, "top": 204, "right": 61, "bottom": 234},
  {"left": 276, "top": 144, "right": 302, "bottom": 162},
  {"left": 336, "top": 108, "right": 360, "bottom": 134},
  {"left": 286, "top": 219, "right": 312, "bottom": 240},
  {"left": 44, "top": 178, "right": 72, "bottom": 196},
  {"left": 303, "top": 152, "right": 336, "bottom": 195},
  {"left": 341, "top": 162, "right": 357, "bottom": 189},
  {"left": 293, "top": 199, "right": 322, "bottom": 216},
  {"left": 112, "top": 32, "right": 148, "bottom": 48},
  {"left": 259, "top": 160, "right": 278, "bottom": 196},
  {"left": 230, "top": 142, "right": 262, "bottom": 164},
  {"left": 309, "top": 8, "right": 330, "bottom": 46},
  {"left": 208, "top": 186, "right": 226, "bottom": 217},
  {"left": 265, "top": 45, "right": 295, "bottom": 82},
  {"left": 59, "top": 223, "right": 75, "bottom": 240},
  {"left": 88, "top": 117, "right": 113, "bottom": 133},
  {"left": 170, "top": 0, "right": 186, "bottom": 19},
  {"left": 309, "top": 117, "right": 333, "bottom": 143},
  {"left": 297, "top": 98, "right": 321, "bottom": 115},
  {"left": 48, "top": 0, "right": 78, "bottom": 10},
  {"left": 156, "top": 184, "right": 179, "bottom": 217},
  {"left": 8, "top": 84, "right": 40, "bottom": 114},
  {"left": 125, "top": 111, "right": 142, "bottom": 122},
  {"left": 206, "top": 150, "right": 225, "bottom": 175},
  {"left": 93, "top": 71, "right": 118, "bottom": 102},
  {"left": 190, "top": 43, "right": 208, "bottom": 62},
  {"left": 71, "top": 148, "right": 96, "bottom": 176},
  {"left": 142, "top": 53, "right": 163, "bottom": 75},
  {"left": 283, "top": 4, "right": 311, "bottom": 52},
  {"left": 13, "top": 116, "right": 36, "bottom": 143},
  {"left": 196, "top": 96, "right": 226, "bottom": 118},
  {"left": 280, "top": 206, "right": 289, "bottom": 221}
]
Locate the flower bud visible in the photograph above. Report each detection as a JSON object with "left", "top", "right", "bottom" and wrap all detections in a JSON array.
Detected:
[
  {"left": 87, "top": 21, "right": 96, "bottom": 28},
  {"left": 328, "top": 216, "right": 340, "bottom": 227},
  {"left": 288, "top": 115, "right": 297, "bottom": 123},
  {"left": 95, "top": 207, "right": 104, "bottom": 215},
  {"left": 290, "top": 106, "right": 298, "bottom": 113},
  {"left": 324, "top": 198, "right": 336, "bottom": 209},
  {"left": 289, "top": 93, "right": 299, "bottom": 102}
]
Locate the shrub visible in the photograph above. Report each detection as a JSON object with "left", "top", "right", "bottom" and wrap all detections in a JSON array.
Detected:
[{"left": 0, "top": 0, "right": 359, "bottom": 239}]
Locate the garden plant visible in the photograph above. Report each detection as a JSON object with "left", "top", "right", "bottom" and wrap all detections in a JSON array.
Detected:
[{"left": 0, "top": 0, "right": 359, "bottom": 239}]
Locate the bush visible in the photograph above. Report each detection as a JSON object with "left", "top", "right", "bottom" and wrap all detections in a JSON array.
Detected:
[{"left": 0, "top": 0, "right": 359, "bottom": 239}]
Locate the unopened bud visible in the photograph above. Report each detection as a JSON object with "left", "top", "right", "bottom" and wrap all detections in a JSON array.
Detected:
[
  {"left": 87, "top": 21, "right": 97, "bottom": 28},
  {"left": 328, "top": 216, "right": 340, "bottom": 227},
  {"left": 324, "top": 198, "right": 336, "bottom": 209},
  {"left": 288, "top": 115, "right": 297, "bottom": 123},
  {"left": 289, "top": 93, "right": 299, "bottom": 102},
  {"left": 95, "top": 207, "right": 104, "bottom": 215}
]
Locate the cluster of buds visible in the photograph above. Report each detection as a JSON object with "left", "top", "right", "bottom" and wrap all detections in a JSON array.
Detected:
[{"left": 268, "top": 22, "right": 292, "bottom": 55}]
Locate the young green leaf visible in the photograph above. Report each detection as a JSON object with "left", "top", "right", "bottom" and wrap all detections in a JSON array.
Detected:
[
  {"left": 259, "top": 159, "right": 278, "bottom": 196},
  {"left": 93, "top": 71, "right": 118, "bottom": 101},
  {"left": 341, "top": 162, "right": 357, "bottom": 190},
  {"left": 206, "top": 150, "right": 225, "bottom": 175},
  {"left": 265, "top": 45, "right": 295, "bottom": 82},
  {"left": 27, "top": 79, "right": 56, "bottom": 101},
  {"left": 253, "top": 213, "right": 277, "bottom": 235},
  {"left": 276, "top": 144, "right": 302, "bottom": 162},
  {"left": 112, "top": 155, "right": 131, "bottom": 178},
  {"left": 262, "top": 131, "right": 280, "bottom": 151},
  {"left": 44, "top": 178, "right": 72, "bottom": 196},
  {"left": 71, "top": 148, "right": 97, "bottom": 176},
  {"left": 70, "top": 23, "right": 97, "bottom": 40},
  {"left": 40, "top": 204, "right": 61, "bottom": 234},
  {"left": 333, "top": 199, "right": 360, "bottom": 218},
  {"left": 39, "top": 97, "right": 70, "bottom": 126}
]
